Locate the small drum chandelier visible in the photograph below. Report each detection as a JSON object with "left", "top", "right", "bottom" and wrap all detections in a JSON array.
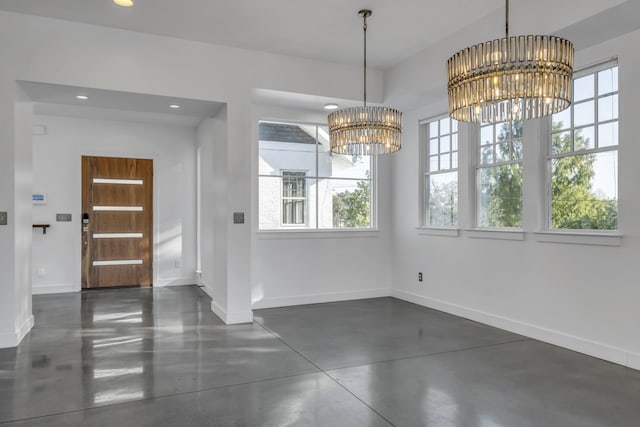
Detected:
[{"left": 329, "top": 10, "right": 403, "bottom": 155}]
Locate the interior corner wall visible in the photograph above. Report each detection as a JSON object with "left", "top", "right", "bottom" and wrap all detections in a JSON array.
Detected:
[
  {"left": 0, "top": 9, "right": 386, "bottom": 337},
  {"left": 0, "top": 80, "right": 17, "bottom": 347},
  {"left": 12, "top": 84, "right": 34, "bottom": 343},
  {"left": 31, "top": 114, "right": 198, "bottom": 293},
  {"left": 196, "top": 109, "right": 229, "bottom": 320},
  {"left": 250, "top": 105, "right": 393, "bottom": 309},
  {"left": 0, "top": 80, "right": 34, "bottom": 348},
  {"left": 388, "top": 28, "right": 640, "bottom": 370}
]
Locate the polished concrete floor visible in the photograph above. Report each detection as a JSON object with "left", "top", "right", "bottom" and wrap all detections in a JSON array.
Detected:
[{"left": 1, "top": 286, "right": 639, "bottom": 426}]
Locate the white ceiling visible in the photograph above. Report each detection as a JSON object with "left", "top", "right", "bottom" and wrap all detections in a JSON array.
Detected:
[
  {"left": 5, "top": 0, "right": 636, "bottom": 117},
  {"left": 20, "top": 81, "right": 224, "bottom": 126},
  {"left": 0, "top": 0, "right": 632, "bottom": 70},
  {"left": 0, "top": 0, "right": 509, "bottom": 69}
]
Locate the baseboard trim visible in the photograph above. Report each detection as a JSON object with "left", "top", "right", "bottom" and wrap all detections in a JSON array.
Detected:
[
  {"left": 0, "top": 332, "right": 17, "bottom": 348},
  {"left": 210, "top": 298, "right": 227, "bottom": 323},
  {"left": 0, "top": 315, "right": 34, "bottom": 348},
  {"left": 226, "top": 310, "right": 254, "bottom": 324},
  {"left": 16, "top": 315, "right": 34, "bottom": 344},
  {"left": 155, "top": 276, "right": 198, "bottom": 287},
  {"left": 32, "top": 284, "right": 79, "bottom": 295},
  {"left": 628, "top": 352, "right": 640, "bottom": 371},
  {"left": 392, "top": 289, "right": 638, "bottom": 370},
  {"left": 252, "top": 288, "right": 391, "bottom": 310}
]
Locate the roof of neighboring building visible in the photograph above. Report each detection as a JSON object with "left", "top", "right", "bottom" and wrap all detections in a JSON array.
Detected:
[{"left": 259, "top": 122, "right": 316, "bottom": 144}]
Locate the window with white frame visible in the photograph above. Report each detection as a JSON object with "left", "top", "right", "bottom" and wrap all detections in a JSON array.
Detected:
[
  {"left": 424, "top": 116, "right": 459, "bottom": 227},
  {"left": 258, "top": 121, "right": 374, "bottom": 230},
  {"left": 282, "top": 171, "right": 306, "bottom": 225},
  {"left": 477, "top": 120, "right": 524, "bottom": 228},
  {"left": 548, "top": 62, "right": 619, "bottom": 230}
]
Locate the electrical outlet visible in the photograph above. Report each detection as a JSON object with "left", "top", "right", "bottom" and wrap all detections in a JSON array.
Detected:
[
  {"left": 175, "top": 259, "right": 181, "bottom": 269},
  {"left": 418, "top": 272, "right": 423, "bottom": 282}
]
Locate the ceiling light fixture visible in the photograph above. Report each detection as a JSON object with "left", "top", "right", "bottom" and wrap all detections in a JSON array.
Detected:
[
  {"left": 328, "top": 10, "right": 402, "bottom": 155},
  {"left": 76, "top": 95, "right": 89, "bottom": 100},
  {"left": 323, "top": 103, "right": 339, "bottom": 111},
  {"left": 113, "top": 0, "right": 134, "bottom": 7},
  {"left": 169, "top": 104, "right": 181, "bottom": 109},
  {"left": 446, "top": 0, "right": 574, "bottom": 123}
]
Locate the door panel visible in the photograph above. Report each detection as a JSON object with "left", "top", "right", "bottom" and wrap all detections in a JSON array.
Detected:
[
  {"left": 92, "top": 186, "right": 145, "bottom": 205},
  {"left": 91, "top": 212, "right": 145, "bottom": 233},
  {"left": 82, "top": 156, "right": 153, "bottom": 288}
]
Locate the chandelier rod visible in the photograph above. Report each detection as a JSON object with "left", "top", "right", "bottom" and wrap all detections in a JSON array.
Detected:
[
  {"left": 505, "top": 0, "right": 509, "bottom": 41},
  {"left": 505, "top": 0, "right": 510, "bottom": 58},
  {"left": 360, "top": 10, "right": 371, "bottom": 107}
]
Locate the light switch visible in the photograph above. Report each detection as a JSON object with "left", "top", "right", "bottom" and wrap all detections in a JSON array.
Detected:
[
  {"left": 56, "top": 213, "right": 72, "bottom": 222},
  {"left": 233, "top": 212, "right": 245, "bottom": 224},
  {"left": 0, "top": 211, "right": 7, "bottom": 226}
]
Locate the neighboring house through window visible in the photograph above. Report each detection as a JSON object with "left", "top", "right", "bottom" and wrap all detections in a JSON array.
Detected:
[
  {"left": 258, "top": 121, "right": 374, "bottom": 230},
  {"left": 282, "top": 171, "right": 306, "bottom": 225}
]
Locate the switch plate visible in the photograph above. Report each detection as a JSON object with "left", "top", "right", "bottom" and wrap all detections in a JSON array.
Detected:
[
  {"left": 233, "top": 212, "right": 245, "bottom": 224},
  {"left": 56, "top": 213, "right": 72, "bottom": 222},
  {"left": 0, "top": 211, "right": 7, "bottom": 225}
]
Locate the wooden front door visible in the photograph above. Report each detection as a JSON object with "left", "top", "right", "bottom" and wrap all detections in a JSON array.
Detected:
[{"left": 82, "top": 156, "right": 153, "bottom": 288}]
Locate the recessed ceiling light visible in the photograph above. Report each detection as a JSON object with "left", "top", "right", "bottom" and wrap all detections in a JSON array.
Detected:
[
  {"left": 76, "top": 95, "right": 89, "bottom": 100},
  {"left": 169, "top": 104, "right": 181, "bottom": 109},
  {"left": 323, "top": 103, "right": 339, "bottom": 110},
  {"left": 113, "top": 0, "right": 134, "bottom": 7}
]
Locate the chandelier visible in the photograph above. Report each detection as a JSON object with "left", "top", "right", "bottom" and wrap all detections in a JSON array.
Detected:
[
  {"left": 447, "top": 0, "right": 574, "bottom": 123},
  {"left": 329, "top": 10, "right": 402, "bottom": 155}
]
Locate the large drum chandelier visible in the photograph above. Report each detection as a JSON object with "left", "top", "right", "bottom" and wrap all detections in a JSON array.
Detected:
[
  {"left": 447, "top": 0, "right": 574, "bottom": 123},
  {"left": 329, "top": 10, "right": 402, "bottom": 155}
]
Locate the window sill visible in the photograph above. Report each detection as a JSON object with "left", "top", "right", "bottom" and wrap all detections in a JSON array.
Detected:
[
  {"left": 533, "top": 231, "right": 622, "bottom": 246},
  {"left": 256, "top": 229, "right": 379, "bottom": 239},
  {"left": 416, "top": 227, "right": 460, "bottom": 237},
  {"left": 465, "top": 228, "right": 525, "bottom": 241}
]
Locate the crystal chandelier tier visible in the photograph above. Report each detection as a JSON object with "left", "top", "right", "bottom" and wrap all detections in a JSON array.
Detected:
[
  {"left": 329, "top": 10, "right": 403, "bottom": 155},
  {"left": 446, "top": 0, "right": 574, "bottom": 123}
]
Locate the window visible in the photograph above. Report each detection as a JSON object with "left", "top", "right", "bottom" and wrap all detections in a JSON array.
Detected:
[
  {"left": 258, "top": 121, "right": 374, "bottom": 230},
  {"left": 424, "top": 116, "right": 458, "bottom": 227},
  {"left": 548, "top": 62, "right": 619, "bottom": 230},
  {"left": 282, "top": 171, "right": 306, "bottom": 225},
  {"left": 477, "top": 120, "right": 523, "bottom": 228}
]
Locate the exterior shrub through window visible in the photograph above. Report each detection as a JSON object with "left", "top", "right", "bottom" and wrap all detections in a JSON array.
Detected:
[
  {"left": 548, "top": 62, "right": 619, "bottom": 230},
  {"left": 258, "top": 121, "right": 374, "bottom": 230},
  {"left": 477, "top": 120, "right": 523, "bottom": 228},
  {"left": 424, "top": 116, "right": 458, "bottom": 227}
]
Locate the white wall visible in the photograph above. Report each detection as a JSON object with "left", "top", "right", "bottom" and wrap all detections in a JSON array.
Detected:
[
  {"left": 31, "top": 113, "right": 198, "bottom": 293},
  {"left": 388, "top": 27, "right": 640, "bottom": 370},
  {"left": 196, "top": 111, "right": 230, "bottom": 320},
  {"left": 0, "top": 8, "right": 384, "bottom": 340},
  {"left": 251, "top": 104, "right": 393, "bottom": 308},
  {"left": 13, "top": 86, "right": 35, "bottom": 345},
  {"left": 5, "top": 1, "right": 637, "bottom": 361}
]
